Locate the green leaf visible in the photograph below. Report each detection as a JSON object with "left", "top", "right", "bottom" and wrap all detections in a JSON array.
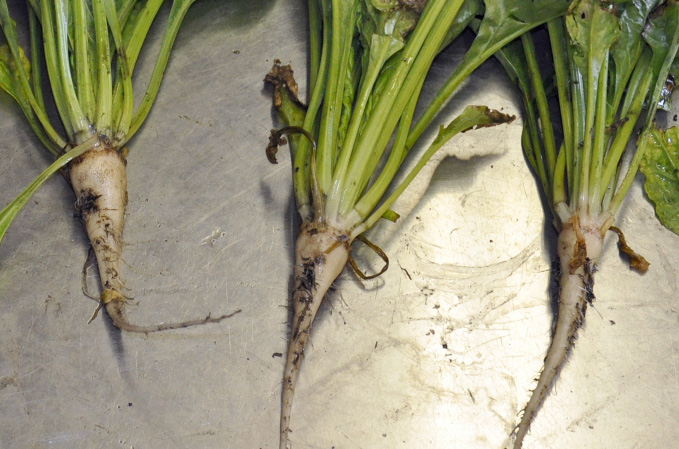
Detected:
[
  {"left": 609, "top": 0, "right": 660, "bottom": 120},
  {"left": 643, "top": 2, "right": 679, "bottom": 119},
  {"left": 336, "top": 35, "right": 359, "bottom": 156},
  {"left": 566, "top": 0, "right": 620, "bottom": 91},
  {"left": 432, "top": 105, "right": 516, "bottom": 146},
  {"left": 640, "top": 125, "right": 679, "bottom": 235}
]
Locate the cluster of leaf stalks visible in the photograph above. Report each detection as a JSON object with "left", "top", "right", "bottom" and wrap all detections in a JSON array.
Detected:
[
  {"left": 265, "top": 0, "right": 580, "bottom": 448},
  {"left": 0, "top": 0, "right": 238, "bottom": 332},
  {"left": 496, "top": 0, "right": 678, "bottom": 447}
]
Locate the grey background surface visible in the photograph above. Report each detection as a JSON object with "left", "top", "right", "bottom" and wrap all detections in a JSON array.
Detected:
[{"left": 1, "top": 1, "right": 678, "bottom": 449}]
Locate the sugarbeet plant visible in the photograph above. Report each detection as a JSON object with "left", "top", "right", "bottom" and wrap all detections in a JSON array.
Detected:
[
  {"left": 496, "top": 0, "right": 678, "bottom": 447},
  {"left": 0, "top": 0, "right": 239, "bottom": 332},
  {"left": 265, "top": 0, "right": 572, "bottom": 447}
]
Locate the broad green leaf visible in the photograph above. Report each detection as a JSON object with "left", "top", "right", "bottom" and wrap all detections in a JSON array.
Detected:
[
  {"left": 0, "top": 59, "right": 13, "bottom": 95},
  {"left": 640, "top": 125, "right": 679, "bottom": 235},
  {"left": 566, "top": 0, "right": 621, "bottom": 84},
  {"left": 609, "top": 0, "right": 660, "bottom": 121},
  {"left": 644, "top": 2, "right": 679, "bottom": 59},
  {"left": 643, "top": 2, "right": 679, "bottom": 115}
]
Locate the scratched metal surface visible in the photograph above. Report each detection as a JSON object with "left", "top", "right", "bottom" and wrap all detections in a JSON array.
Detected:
[{"left": 1, "top": 1, "right": 678, "bottom": 449}]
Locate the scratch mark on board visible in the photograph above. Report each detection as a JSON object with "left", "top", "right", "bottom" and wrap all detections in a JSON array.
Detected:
[{"left": 657, "top": 245, "right": 677, "bottom": 292}]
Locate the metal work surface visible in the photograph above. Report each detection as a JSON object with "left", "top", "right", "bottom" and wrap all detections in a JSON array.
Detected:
[{"left": 1, "top": 1, "right": 678, "bottom": 449}]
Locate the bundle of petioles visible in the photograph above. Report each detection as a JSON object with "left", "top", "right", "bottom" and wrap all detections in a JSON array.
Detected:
[
  {"left": 496, "top": 0, "right": 678, "bottom": 447},
  {"left": 0, "top": 0, "right": 239, "bottom": 332},
  {"left": 265, "top": 0, "right": 573, "bottom": 447}
]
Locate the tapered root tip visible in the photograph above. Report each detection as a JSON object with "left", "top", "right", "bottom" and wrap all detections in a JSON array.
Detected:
[
  {"left": 102, "top": 289, "right": 241, "bottom": 333},
  {"left": 280, "top": 430, "right": 292, "bottom": 449},
  {"left": 280, "top": 333, "right": 307, "bottom": 449},
  {"left": 513, "top": 393, "right": 542, "bottom": 449},
  {"left": 513, "top": 420, "right": 530, "bottom": 449}
]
